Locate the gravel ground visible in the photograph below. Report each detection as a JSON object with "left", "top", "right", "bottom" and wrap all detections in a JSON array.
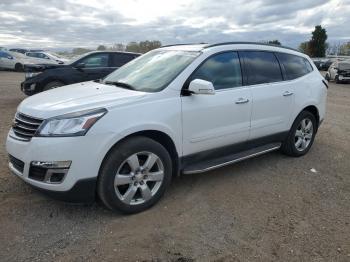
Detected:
[{"left": 0, "top": 71, "right": 349, "bottom": 262}]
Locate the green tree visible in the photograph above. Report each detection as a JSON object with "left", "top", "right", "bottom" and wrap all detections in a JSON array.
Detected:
[
  {"left": 72, "top": 48, "right": 93, "bottom": 55},
  {"left": 339, "top": 42, "right": 350, "bottom": 55},
  {"left": 97, "top": 45, "right": 107, "bottom": 51},
  {"left": 267, "top": 40, "right": 281, "bottom": 46},
  {"left": 309, "top": 25, "right": 328, "bottom": 57},
  {"left": 298, "top": 41, "right": 311, "bottom": 55},
  {"left": 125, "top": 40, "right": 162, "bottom": 53}
]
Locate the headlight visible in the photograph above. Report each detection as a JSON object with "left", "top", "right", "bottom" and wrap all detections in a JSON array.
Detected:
[
  {"left": 25, "top": 72, "right": 41, "bottom": 79},
  {"left": 36, "top": 108, "right": 107, "bottom": 137}
]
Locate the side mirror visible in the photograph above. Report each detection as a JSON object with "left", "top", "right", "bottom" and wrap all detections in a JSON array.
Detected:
[
  {"left": 75, "top": 62, "right": 85, "bottom": 69},
  {"left": 188, "top": 79, "right": 215, "bottom": 95}
]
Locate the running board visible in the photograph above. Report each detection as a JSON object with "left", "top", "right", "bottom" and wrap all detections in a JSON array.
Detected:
[{"left": 182, "top": 143, "right": 281, "bottom": 175}]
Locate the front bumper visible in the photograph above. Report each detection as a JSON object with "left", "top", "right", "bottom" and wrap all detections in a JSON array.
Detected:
[
  {"left": 21, "top": 80, "right": 39, "bottom": 96},
  {"left": 6, "top": 131, "right": 111, "bottom": 202},
  {"left": 338, "top": 75, "right": 350, "bottom": 81},
  {"left": 9, "top": 163, "right": 96, "bottom": 202}
]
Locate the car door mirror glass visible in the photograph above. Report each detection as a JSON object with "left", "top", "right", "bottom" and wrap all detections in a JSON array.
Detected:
[
  {"left": 75, "top": 62, "right": 85, "bottom": 69},
  {"left": 188, "top": 79, "right": 215, "bottom": 95}
]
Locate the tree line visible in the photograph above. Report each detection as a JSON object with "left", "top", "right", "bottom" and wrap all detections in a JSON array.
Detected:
[{"left": 60, "top": 27, "right": 349, "bottom": 58}]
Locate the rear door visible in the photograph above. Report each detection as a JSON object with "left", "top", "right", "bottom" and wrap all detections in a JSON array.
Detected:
[
  {"left": 240, "top": 51, "right": 294, "bottom": 140},
  {"left": 181, "top": 51, "right": 252, "bottom": 155},
  {"left": 111, "top": 53, "right": 137, "bottom": 72}
]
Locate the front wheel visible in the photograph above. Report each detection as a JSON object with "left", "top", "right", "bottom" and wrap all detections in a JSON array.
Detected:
[
  {"left": 97, "top": 136, "right": 172, "bottom": 213},
  {"left": 15, "top": 63, "right": 23, "bottom": 72},
  {"left": 281, "top": 111, "right": 317, "bottom": 157},
  {"left": 335, "top": 75, "right": 341, "bottom": 84}
]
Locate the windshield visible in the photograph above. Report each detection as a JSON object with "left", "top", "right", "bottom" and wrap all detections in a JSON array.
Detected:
[
  {"left": 47, "top": 52, "right": 63, "bottom": 59},
  {"left": 103, "top": 50, "right": 200, "bottom": 92}
]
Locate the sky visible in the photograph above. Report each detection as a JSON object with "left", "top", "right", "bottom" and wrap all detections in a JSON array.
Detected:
[{"left": 0, "top": 0, "right": 349, "bottom": 50}]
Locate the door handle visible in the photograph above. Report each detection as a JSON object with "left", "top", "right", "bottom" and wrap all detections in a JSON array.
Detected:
[
  {"left": 283, "top": 91, "right": 294, "bottom": 97},
  {"left": 235, "top": 98, "right": 249, "bottom": 104}
]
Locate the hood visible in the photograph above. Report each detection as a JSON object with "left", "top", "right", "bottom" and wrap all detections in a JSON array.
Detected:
[
  {"left": 18, "top": 81, "right": 147, "bottom": 118},
  {"left": 24, "top": 63, "right": 67, "bottom": 72}
]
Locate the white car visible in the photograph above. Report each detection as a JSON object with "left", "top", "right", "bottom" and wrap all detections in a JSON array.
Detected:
[
  {"left": 6, "top": 42, "right": 327, "bottom": 213},
  {"left": 25, "top": 51, "right": 70, "bottom": 64},
  {"left": 325, "top": 61, "right": 350, "bottom": 83},
  {"left": 0, "top": 50, "right": 38, "bottom": 71}
]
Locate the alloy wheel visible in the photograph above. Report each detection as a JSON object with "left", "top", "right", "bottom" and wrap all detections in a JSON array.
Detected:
[
  {"left": 114, "top": 151, "right": 164, "bottom": 205},
  {"left": 294, "top": 118, "right": 313, "bottom": 152}
]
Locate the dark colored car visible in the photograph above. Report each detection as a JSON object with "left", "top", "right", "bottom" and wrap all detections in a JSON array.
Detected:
[{"left": 21, "top": 51, "right": 140, "bottom": 95}]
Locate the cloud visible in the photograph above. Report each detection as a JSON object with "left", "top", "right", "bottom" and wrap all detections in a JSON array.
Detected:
[{"left": 0, "top": 0, "right": 349, "bottom": 49}]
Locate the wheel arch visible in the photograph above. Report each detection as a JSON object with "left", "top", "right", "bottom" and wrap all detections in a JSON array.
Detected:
[
  {"left": 300, "top": 105, "right": 320, "bottom": 129},
  {"left": 99, "top": 130, "right": 180, "bottom": 178},
  {"left": 40, "top": 77, "right": 66, "bottom": 91}
]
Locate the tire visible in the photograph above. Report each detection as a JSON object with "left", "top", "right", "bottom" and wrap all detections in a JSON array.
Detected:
[
  {"left": 42, "top": 81, "right": 64, "bottom": 91},
  {"left": 281, "top": 111, "right": 317, "bottom": 157},
  {"left": 97, "top": 136, "right": 173, "bottom": 214},
  {"left": 335, "top": 75, "right": 342, "bottom": 84},
  {"left": 14, "top": 63, "right": 23, "bottom": 72}
]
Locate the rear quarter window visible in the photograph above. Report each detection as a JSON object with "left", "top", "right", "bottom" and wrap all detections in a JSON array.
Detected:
[
  {"left": 276, "top": 53, "right": 312, "bottom": 80},
  {"left": 112, "top": 53, "right": 136, "bottom": 67}
]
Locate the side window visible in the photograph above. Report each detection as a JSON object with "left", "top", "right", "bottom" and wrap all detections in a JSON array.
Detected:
[
  {"left": 241, "top": 51, "right": 282, "bottom": 85},
  {"left": 276, "top": 53, "right": 312, "bottom": 80},
  {"left": 37, "top": 53, "right": 49, "bottom": 59},
  {"left": 304, "top": 58, "right": 313, "bottom": 73},
  {"left": 26, "top": 52, "right": 35, "bottom": 58},
  {"left": 79, "top": 53, "right": 109, "bottom": 68},
  {"left": 112, "top": 53, "right": 135, "bottom": 67},
  {"left": 190, "top": 52, "right": 242, "bottom": 90}
]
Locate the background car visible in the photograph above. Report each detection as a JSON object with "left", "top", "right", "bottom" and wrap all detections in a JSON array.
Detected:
[
  {"left": 21, "top": 51, "right": 140, "bottom": 95},
  {"left": 25, "top": 51, "right": 70, "bottom": 64},
  {"left": 0, "top": 50, "right": 39, "bottom": 71},
  {"left": 9, "top": 48, "right": 44, "bottom": 54},
  {"left": 325, "top": 61, "right": 350, "bottom": 83}
]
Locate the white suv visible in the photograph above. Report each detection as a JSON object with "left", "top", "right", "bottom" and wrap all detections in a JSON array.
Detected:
[{"left": 6, "top": 42, "right": 327, "bottom": 213}]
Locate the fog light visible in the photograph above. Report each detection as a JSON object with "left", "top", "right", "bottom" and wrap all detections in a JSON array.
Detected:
[
  {"left": 31, "top": 160, "right": 71, "bottom": 169},
  {"left": 29, "top": 161, "right": 71, "bottom": 184}
]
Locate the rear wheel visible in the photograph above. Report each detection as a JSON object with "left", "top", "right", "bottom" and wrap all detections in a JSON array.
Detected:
[
  {"left": 14, "top": 63, "right": 23, "bottom": 72},
  {"left": 97, "top": 136, "right": 172, "bottom": 213},
  {"left": 281, "top": 111, "right": 317, "bottom": 157},
  {"left": 42, "top": 81, "right": 64, "bottom": 91}
]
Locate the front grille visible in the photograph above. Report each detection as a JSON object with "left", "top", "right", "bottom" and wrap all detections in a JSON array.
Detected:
[
  {"left": 11, "top": 112, "right": 43, "bottom": 141},
  {"left": 9, "top": 154, "right": 25, "bottom": 173}
]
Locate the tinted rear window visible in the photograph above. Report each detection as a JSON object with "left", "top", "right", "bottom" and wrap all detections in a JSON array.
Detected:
[
  {"left": 276, "top": 53, "right": 312, "bottom": 80},
  {"left": 112, "top": 53, "right": 136, "bottom": 67},
  {"left": 241, "top": 51, "right": 282, "bottom": 85}
]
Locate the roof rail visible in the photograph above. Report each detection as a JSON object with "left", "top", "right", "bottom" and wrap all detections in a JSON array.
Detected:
[
  {"left": 161, "top": 43, "right": 208, "bottom": 48},
  {"left": 204, "top": 41, "right": 300, "bottom": 53}
]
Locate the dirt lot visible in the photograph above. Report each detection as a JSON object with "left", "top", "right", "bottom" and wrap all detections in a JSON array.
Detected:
[{"left": 0, "top": 71, "right": 349, "bottom": 262}]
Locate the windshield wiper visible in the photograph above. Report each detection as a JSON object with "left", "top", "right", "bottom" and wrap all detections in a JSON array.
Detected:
[{"left": 104, "top": 81, "right": 135, "bottom": 90}]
